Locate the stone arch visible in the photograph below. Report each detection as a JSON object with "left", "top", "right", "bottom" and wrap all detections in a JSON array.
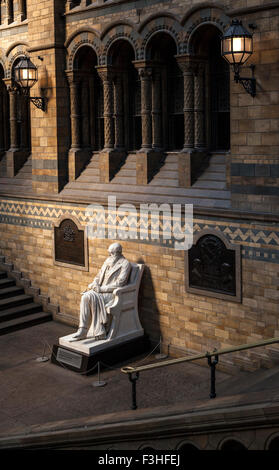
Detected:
[
  {"left": 182, "top": 6, "right": 230, "bottom": 54},
  {"left": 101, "top": 22, "right": 140, "bottom": 64},
  {"left": 106, "top": 36, "right": 137, "bottom": 65},
  {"left": 6, "top": 43, "right": 29, "bottom": 79},
  {"left": 218, "top": 436, "right": 248, "bottom": 451},
  {"left": 66, "top": 30, "right": 102, "bottom": 70},
  {"left": 139, "top": 14, "right": 183, "bottom": 58},
  {"left": 176, "top": 439, "right": 201, "bottom": 451},
  {"left": 265, "top": 432, "right": 279, "bottom": 451}
]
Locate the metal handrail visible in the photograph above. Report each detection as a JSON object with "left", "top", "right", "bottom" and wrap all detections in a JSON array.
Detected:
[{"left": 121, "top": 336, "right": 279, "bottom": 410}]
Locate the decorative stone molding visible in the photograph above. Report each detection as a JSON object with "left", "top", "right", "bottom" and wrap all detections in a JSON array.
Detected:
[{"left": 66, "top": 31, "right": 102, "bottom": 71}]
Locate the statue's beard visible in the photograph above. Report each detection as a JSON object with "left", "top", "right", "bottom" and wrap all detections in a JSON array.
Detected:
[{"left": 109, "top": 254, "right": 120, "bottom": 266}]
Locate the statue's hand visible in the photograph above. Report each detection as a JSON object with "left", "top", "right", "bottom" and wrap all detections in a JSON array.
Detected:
[{"left": 93, "top": 285, "right": 100, "bottom": 293}]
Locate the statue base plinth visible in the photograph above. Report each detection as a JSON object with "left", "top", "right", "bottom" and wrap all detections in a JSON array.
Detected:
[{"left": 51, "top": 335, "right": 150, "bottom": 375}]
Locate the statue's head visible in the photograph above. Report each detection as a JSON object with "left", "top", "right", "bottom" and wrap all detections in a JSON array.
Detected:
[{"left": 108, "top": 242, "right": 122, "bottom": 257}]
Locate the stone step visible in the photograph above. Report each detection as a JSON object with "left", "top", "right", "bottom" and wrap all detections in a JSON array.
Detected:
[
  {"left": 65, "top": 180, "right": 230, "bottom": 199},
  {"left": 0, "top": 311, "right": 52, "bottom": 336},
  {"left": 0, "top": 272, "right": 7, "bottom": 280},
  {"left": 0, "top": 278, "right": 16, "bottom": 289},
  {"left": 0, "top": 302, "right": 42, "bottom": 322},
  {"left": 206, "top": 164, "right": 226, "bottom": 173},
  {"left": 61, "top": 187, "right": 231, "bottom": 207},
  {"left": 0, "top": 285, "right": 25, "bottom": 300},
  {"left": 0, "top": 294, "right": 33, "bottom": 311},
  {"left": 149, "top": 178, "right": 178, "bottom": 187},
  {"left": 199, "top": 172, "right": 226, "bottom": 181},
  {"left": 193, "top": 180, "right": 227, "bottom": 190}
]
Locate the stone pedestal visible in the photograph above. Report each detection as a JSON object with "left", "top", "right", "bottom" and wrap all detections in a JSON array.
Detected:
[
  {"left": 99, "top": 150, "right": 126, "bottom": 183},
  {"left": 68, "top": 148, "right": 91, "bottom": 181},
  {"left": 6, "top": 149, "right": 29, "bottom": 178},
  {"left": 51, "top": 335, "right": 150, "bottom": 375},
  {"left": 136, "top": 150, "right": 164, "bottom": 185},
  {"left": 178, "top": 150, "right": 209, "bottom": 187}
]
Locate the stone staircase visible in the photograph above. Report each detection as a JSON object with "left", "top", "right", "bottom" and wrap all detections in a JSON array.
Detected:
[{"left": 0, "top": 257, "right": 58, "bottom": 335}]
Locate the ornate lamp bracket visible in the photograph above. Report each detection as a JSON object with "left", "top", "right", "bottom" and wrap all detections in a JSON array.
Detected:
[{"left": 234, "top": 64, "right": 256, "bottom": 98}]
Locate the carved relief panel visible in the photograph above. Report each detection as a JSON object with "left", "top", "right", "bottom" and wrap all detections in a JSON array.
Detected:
[
  {"left": 185, "top": 230, "right": 241, "bottom": 302},
  {"left": 53, "top": 215, "right": 88, "bottom": 271}
]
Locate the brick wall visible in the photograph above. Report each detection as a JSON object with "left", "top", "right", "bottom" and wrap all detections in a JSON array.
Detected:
[{"left": 1, "top": 198, "right": 279, "bottom": 371}]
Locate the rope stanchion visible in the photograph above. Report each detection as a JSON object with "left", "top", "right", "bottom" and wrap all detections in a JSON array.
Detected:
[
  {"left": 35, "top": 342, "right": 49, "bottom": 363},
  {"left": 92, "top": 362, "right": 107, "bottom": 388},
  {"left": 155, "top": 336, "right": 168, "bottom": 360}
]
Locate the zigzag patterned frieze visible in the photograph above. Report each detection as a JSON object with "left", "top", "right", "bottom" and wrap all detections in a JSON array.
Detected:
[{"left": 0, "top": 200, "right": 279, "bottom": 253}]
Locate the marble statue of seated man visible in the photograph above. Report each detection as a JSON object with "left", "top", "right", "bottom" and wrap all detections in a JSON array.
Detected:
[{"left": 69, "top": 242, "right": 131, "bottom": 342}]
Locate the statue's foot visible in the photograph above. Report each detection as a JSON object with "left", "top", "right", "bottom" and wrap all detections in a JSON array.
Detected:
[{"left": 68, "top": 327, "right": 88, "bottom": 342}]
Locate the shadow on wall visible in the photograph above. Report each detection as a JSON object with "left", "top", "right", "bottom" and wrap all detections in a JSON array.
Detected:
[{"left": 136, "top": 257, "right": 163, "bottom": 347}]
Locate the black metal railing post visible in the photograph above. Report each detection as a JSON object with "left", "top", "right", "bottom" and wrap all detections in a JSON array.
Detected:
[
  {"left": 207, "top": 352, "right": 219, "bottom": 399},
  {"left": 128, "top": 372, "right": 139, "bottom": 410}
]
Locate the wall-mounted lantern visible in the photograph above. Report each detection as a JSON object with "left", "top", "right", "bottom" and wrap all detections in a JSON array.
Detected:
[
  {"left": 221, "top": 19, "right": 256, "bottom": 97},
  {"left": 14, "top": 56, "right": 47, "bottom": 111}
]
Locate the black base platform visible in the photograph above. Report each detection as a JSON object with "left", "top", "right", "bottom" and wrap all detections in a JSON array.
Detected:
[{"left": 51, "top": 335, "right": 150, "bottom": 375}]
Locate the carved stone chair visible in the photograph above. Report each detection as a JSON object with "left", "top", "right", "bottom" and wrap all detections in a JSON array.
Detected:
[{"left": 87, "top": 262, "right": 145, "bottom": 344}]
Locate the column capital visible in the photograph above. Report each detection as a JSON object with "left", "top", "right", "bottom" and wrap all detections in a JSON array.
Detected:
[
  {"left": 133, "top": 61, "right": 153, "bottom": 77},
  {"left": 2, "top": 79, "right": 18, "bottom": 93},
  {"left": 95, "top": 65, "right": 114, "bottom": 82},
  {"left": 65, "top": 70, "right": 83, "bottom": 86}
]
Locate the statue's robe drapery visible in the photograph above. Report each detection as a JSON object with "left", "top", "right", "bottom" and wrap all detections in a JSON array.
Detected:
[{"left": 79, "top": 256, "right": 131, "bottom": 337}]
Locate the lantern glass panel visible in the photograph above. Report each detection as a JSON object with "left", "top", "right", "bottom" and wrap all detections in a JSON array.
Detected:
[{"left": 233, "top": 37, "right": 244, "bottom": 52}]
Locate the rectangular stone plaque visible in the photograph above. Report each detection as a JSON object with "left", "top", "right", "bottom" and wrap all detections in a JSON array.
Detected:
[{"left": 56, "top": 347, "right": 83, "bottom": 369}]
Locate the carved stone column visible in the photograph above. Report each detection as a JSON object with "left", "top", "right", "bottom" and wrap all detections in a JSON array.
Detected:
[
  {"left": 97, "top": 66, "right": 114, "bottom": 151},
  {"left": 137, "top": 65, "right": 153, "bottom": 151},
  {"left": 6, "top": 0, "right": 13, "bottom": 24},
  {"left": 66, "top": 71, "right": 81, "bottom": 150},
  {"left": 152, "top": 68, "right": 162, "bottom": 150},
  {"left": 81, "top": 76, "right": 89, "bottom": 148},
  {"left": 7, "top": 85, "right": 18, "bottom": 150},
  {"left": 96, "top": 66, "right": 125, "bottom": 183},
  {"left": 3, "top": 79, "right": 28, "bottom": 177},
  {"left": 133, "top": 61, "right": 163, "bottom": 184},
  {"left": 113, "top": 73, "right": 124, "bottom": 150},
  {"left": 18, "top": 0, "right": 26, "bottom": 21},
  {"left": 0, "top": 87, "right": 4, "bottom": 152},
  {"left": 194, "top": 62, "right": 206, "bottom": 149},
  {"left": 66, "top": 70, "right": 91, "bottom": 181},
  {"left": 176, "top": 55, "right": 195, "bottom": 151}
]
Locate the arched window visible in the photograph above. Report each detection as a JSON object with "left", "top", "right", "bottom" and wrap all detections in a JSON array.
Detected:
[
  {"left": 108, "top": 39, "right": 140, "bottom": 151},
  {"left": 73, "top": 46, "right": 103, "bottom": 151},
  {"left": 190, "top": 24, "right": 230, "bottom": 151},
  {"left": 146, "top": 32, "right": 183, "bottom": 151}
]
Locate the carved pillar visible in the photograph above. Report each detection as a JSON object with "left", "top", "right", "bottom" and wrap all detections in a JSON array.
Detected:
[
  {"left": 136, "top": 65, "right": 152, "bottom": 151},
  {"left": 97, "top": 66, "right": 114, "bottom": 151},
  {"left": 152, "top": 68, "right": 162, "bottom": 150},
  {"left": 88, "top": 75, "right": 96, "bottom": 150},
  {"left": 176, "top": 56, "right": 195, "bottom": 151},
  {"left": 66, "top": 71, "right": 81, "bottom": 150},
  {"left": 0, "top": 87, "right": 4, "bottom": 151},
  {"left": 6, "top": 0, "right": 13, "bottom": 24},
  {"left": 18, "top": 0, "right": 26, "bottom": 21},
  {"left": 7, "top": 85, "right": 18, "bottom": 150},
  {"left": 194, "top": 62, "right": 206, "bottom": 149},
  {"left": 113, "top": 73, "right": 124, "bottom": 150},
  {"left": 81, "top": 76, "right": 89, "bottom": 148}
]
